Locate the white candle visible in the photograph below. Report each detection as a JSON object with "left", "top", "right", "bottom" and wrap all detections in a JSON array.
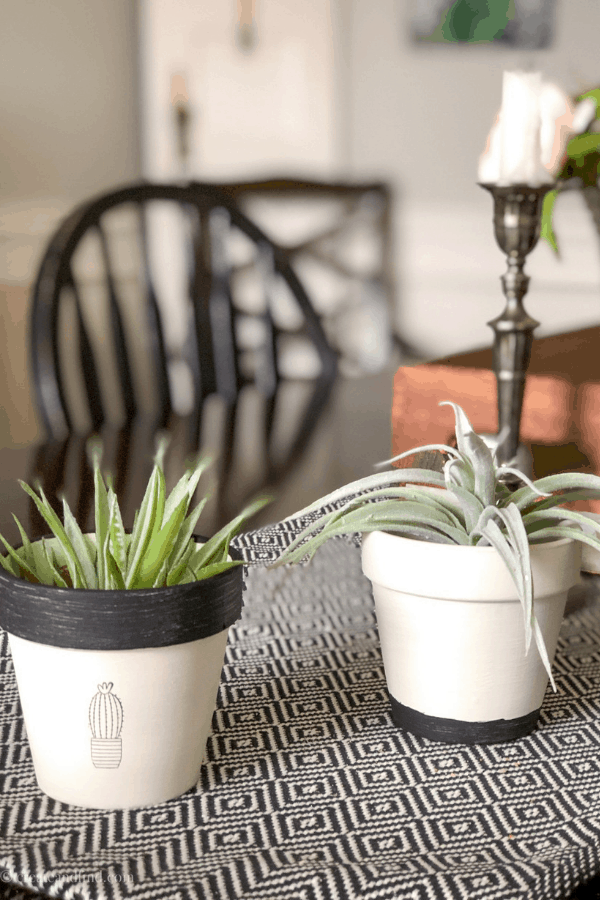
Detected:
[{"left": 479, "top": 71, "right": 553, "bottom": 186}]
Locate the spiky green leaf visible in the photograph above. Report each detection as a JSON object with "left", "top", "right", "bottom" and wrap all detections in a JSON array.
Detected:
[
  {"left": 189, "top": 495, "right": 271, "bottom": 572},
  {"left": 62, "top": 499, "right": 98, "bottom": 589},
  {"left": 18, "top": 482, "right": 85, "bottom": 588}
]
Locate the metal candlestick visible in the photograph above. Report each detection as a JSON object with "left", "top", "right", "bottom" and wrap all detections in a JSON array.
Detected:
[{"left": 480, "top": 183, "right": 554, "bottom": 470}]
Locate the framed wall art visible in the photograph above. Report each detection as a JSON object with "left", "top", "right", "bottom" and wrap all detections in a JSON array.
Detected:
[{"left": 411, "top": 0, "right": 558, "bottom": 48}]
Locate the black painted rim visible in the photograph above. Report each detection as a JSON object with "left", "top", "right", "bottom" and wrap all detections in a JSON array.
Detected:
[
  {"left": 389, "top": 694, "right": 540, "bottom": 744},
  {"left": 0, "top": 537, "right": 244, "bottom": 651}
]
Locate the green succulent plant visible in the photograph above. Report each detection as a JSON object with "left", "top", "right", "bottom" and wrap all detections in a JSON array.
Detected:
[
  {"left": 0, "top": 439, "right": 269, "bottom": 591},
  {"left": 273, "top": 402, "right": 600, "bottom": 687}
]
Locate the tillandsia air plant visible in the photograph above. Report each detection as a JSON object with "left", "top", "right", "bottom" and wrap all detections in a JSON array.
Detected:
[
  {"left": 0, "top": 439, "right": 269, "bottom": 591},
  {"left": 273, "top": 402, "right": 600, "bottom": 687}
]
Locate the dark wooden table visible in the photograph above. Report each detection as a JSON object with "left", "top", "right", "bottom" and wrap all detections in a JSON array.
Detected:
[
  {"left": 436, "top": 324, "right": 600, "bottom": 481},
  {"left": 0, "top": 369, "right": 396, "bottom": 548},
  {"left": 2, "top": 354, "right": 600, "bottom": 899}
]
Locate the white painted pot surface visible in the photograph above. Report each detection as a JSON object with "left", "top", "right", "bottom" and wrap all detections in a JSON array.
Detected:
[
  {"left": 361, "top": 531, "right": 581, "bottom": 740},
  {"left": 0, "top": 536, "right": 243, "bottom": 808},
  {"left": 577, "top": 512, "right": 600, "bottom": 574},
  {"left": 8, "top": 630, "right": 229, "bottom": 809}
]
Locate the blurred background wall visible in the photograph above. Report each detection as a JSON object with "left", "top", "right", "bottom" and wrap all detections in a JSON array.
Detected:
[
  {"left": 140, "top": 0, "right": 340, "bottom": 179},
  {"left": 0, "top": 0, "right": 140, "bottom": 207},
  {"left": 0, "top": 0, "right": 141, "bottom": 446},
  {"left": 138, "top": 0, "right": 600, "bottom": 361},
  {"left": 1, "top": 0, "right": 600, "bottom": 446},
  {"left": 347, "top": 0, "right": 600, "bottom": 357}
]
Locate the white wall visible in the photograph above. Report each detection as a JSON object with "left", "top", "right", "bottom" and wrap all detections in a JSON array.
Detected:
[
  {"left": 347, "top": 0, "right": 600, "bottom": 357},
  {"left": 0, "top": 0, "right": 141, "bottom": 209},
  {"left": 348, "top": 0, "right": 600, "bottom": 204},
  {"left": 140, "top": 0, "right": 339, "bottom": 180},
  {"left": 0, "top": 0, "right": 142, "bottom": 447}
]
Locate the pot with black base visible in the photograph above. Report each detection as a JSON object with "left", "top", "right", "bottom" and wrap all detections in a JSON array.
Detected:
[
  {"left": 362, "top": 530, "right": 579, "bottom": 744},
  {"left": 274, "top": 401, "right": 600, "bottom": 744}
]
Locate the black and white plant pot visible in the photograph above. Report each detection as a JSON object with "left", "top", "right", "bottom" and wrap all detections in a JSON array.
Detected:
[
  {"left": 0, "top": 539, "right": 243, "bottom": 809},
  {"left": 361, "top": 531, "right": 581, "bottom": 744}
]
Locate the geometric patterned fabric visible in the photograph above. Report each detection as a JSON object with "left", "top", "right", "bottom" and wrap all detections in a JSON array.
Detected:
[{"left": 1, "top": 523, "right": 600, "bottom": 900}]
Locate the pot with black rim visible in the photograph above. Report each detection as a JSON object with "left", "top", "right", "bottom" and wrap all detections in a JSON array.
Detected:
[
  {"left": 0, "top": 443, "right": 267, "bottom": 808},
  {"left": 274, "top": 401, "right": 600, "bottom": 743},
  {"left": 0, "top": 541, "right": 243, "bottom": 808}
]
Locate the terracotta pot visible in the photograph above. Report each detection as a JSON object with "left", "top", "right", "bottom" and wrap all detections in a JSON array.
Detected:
[
  {"left": 361, "top": 531, "right": 580, "bottom": 744},
  {"left": 0, "top": 538, "right": 243, "bottom": 809}
]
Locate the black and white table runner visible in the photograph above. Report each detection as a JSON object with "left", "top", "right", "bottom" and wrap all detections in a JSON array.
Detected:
[{"left": 2, "top": 526, "right": 600, "bottom": 900}]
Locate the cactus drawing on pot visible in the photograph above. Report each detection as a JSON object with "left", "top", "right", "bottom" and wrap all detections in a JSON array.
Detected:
[{"left": 89, "top": 682, "right": 123, "bottom": 768}]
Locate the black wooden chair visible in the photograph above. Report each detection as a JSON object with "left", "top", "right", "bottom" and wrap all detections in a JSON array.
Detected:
[
  {"left": 218, "top": 178, "right": 422, "bottom": 372},
  {"left": 28, "top": 181, "right": 337, "bottom": 531}
]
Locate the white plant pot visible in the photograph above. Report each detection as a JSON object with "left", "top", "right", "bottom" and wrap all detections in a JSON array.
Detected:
[
  {"left": 362, "top": 531, "right": 581, "bottom": 744},
  {"left": 577, "top": 512, "right": 600, "bottom": 574},
  {"left": 0, "top": 539, "right": 243, "bottom": 809}
]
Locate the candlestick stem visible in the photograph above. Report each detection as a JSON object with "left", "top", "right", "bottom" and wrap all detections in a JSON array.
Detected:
[{"left": 480, "top": 183, "right": 553, "bottom": 470}]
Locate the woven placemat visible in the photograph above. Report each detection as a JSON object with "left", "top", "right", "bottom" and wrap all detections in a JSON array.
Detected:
[{"left": 1, "top": 528, "right": 600, "bottom": 899}]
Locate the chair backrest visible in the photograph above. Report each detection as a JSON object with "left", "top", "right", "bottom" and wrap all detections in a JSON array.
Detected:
[
  {"left": 30, "top": 181, "right": 337, "bottom": 446},
  {"left": 216, "top": 178, "right": 417, "bottom": 373}
]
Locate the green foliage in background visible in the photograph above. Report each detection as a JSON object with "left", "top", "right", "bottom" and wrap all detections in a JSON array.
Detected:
[
  {"left": 0, "top": 440, "right": 269, "bottom": 590},
  {"left": 541, "top": 88, "right": 600, "bottom": 253},
  {"left": 420, "top": 0, "right": 514, "bottom": 44}
]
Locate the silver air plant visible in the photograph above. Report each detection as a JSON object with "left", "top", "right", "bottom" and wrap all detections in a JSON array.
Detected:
[
  {"left": 0, "top": 439, "right": 269, "bottom": 591},
  {"left": 274, "top": 402, "right": 600, "bottom": 688}
]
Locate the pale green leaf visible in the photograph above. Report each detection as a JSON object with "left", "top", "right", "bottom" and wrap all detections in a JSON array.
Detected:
[
  {"left": 0, "top": 547, "right": 19, "bottom": 577},
  {"left": 189, "top": 495, "right": 271, "bottom": 572},
  {"left": 133, "top": 495, "right": 188, "bottom": 589},
  {"left": 445, "top": 480, "right": 484, "bottom": 533},
  {"left": 12, "top": 515, "right": 34, "bottom": 570},
  {"left": 526, "top": 525, "right": 600, "bottom": 553},
  {"left": 523, "top": 506, "right": 600, "bottom": 539},
  {"left": 0, "top": 532, "right": 38, "bottom": 583},
  {"left": 107, "top": 488, "right": 127, "bottom": 577},
  {"left": 532, "top": 616, "right": 556, "bottom": 692},
  {"left": 283, "top": 469, "right": 446, "bottom": 523},
  {"left": 162, "top": 453, "right": 212, "bottom": 527},
  {"left": 540, "top": 189, "right": 559, "bottom": 255},
  {"left": 125, "top": 464, "right": 162, "bottom": 589},
  {"left": 91, "top": 452, "right": 110, "bottom": 589},
  {"left": 18, "top": 481, "right": 85, "bottom": 588},
  {"left": 496, "top": 468, "right": 551, "bottom": 504},
  {"left": 62, "top": 499, "right": 97, "bottom": 589},
  {"left": 439, "top": 401, "right": 494, "bottom": 505},
  {"left": 376, "top": 442, "right": 459, "bottom": 469},
  {"left": 42, "top": 539, "right": 69, "bottom": 588},
  {"left": 106, "top": 549, "right": 126, "bottom": 590},
  {"left": 511, "top": 473, "right": 600, "bottom": 511},
  {"left": 166, "top": 541, "right": 195, "bottom": 586},
  {"left": 152, "top": 557, "right": 170, "bottom": 588},
  {"left": 189, "top": 559, "right": 244, "bottom": 581},
  {"left": 31, "top": 538, "right": 57, "bottom": 586},
  {"left": 165, "top": 496, "right": 209, "bottom": 575}
]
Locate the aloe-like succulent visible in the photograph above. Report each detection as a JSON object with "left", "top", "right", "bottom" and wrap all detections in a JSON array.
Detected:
[
  {"left": 0, "top": 440, "right": 269, "bottom": 590},
  {"left": 274, "top": 402, "right": 600, "bottom": 686}
]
